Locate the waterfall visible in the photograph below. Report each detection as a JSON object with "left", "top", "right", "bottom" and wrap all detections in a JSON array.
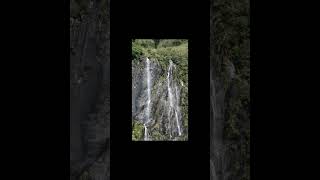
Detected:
[
  {"left": 167, "top": 60, "right": 182, "bottom": 137},
  {"left": 167, "top": 62, "right": 172, "bottom": 138},
  {"left": 144, "top": 57, "right": 152, "bottom": 141},
  {"left": 146, "top": 57, "right": 151, "bottom": 124},
  {"left": 134, "top": 58, "right": 184, "bottom": 141},
  {"left": 174, "top": 84, "right": 182, "bottom": 136},
  {"left": 144, "top": 124, "right": 148, "bottom": 141}
]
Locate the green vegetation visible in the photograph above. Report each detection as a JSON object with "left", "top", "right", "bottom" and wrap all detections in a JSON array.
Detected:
[
  {"left": 132, "top": 120, "right": 144, "bottom": 141},
  {"left": 132, "top": 43, "right": 144, "bottom": 60},
  {"left": 132, "top": 39, "right": 188, "bottom": 83}
]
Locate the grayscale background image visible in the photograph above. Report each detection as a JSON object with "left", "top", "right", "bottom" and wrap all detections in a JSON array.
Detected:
[{"left": 70, "top": 0, "right": 110, "bottom": 179}]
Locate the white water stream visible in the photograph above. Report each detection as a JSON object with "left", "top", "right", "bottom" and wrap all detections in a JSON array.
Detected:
[{"left": 144, "top": 58, "right": 152, "bottom": 141}]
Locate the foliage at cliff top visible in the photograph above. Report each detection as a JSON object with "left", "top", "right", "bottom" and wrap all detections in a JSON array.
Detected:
[{"left": 132, "top": 39, "right": 188, "bottom": 84}]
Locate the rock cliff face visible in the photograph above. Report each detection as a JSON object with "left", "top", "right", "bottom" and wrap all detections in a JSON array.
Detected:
[
  {"left": 132, "top": 57, "right": 188, "bottom": 141},
  {"left": 131, "top": 40, "right": 188, "bottom": 141},
  {"left": 70, "top": 0, "right": 110, "bottom": 179}
]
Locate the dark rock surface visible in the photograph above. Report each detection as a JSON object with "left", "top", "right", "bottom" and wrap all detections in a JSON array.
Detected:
[
  {"left": 70, "top": 0, "right": 109, "bottom": 179},
  {"left": 210, "top": 0, "right": 250, "bottom": 179}
]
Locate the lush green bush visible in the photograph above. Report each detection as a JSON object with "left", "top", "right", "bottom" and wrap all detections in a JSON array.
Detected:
[
  {"left": 132, "top": 43, "right": 144, "bottom": 60},
  {"left": 132, "top": 40, "right": 188, "bottom": 88},
  {"left": 132, "top": 120, "right": 144, "bottom": 141}
]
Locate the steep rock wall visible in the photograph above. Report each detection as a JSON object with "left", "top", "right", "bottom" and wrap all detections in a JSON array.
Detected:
[
  {"left": 70, "top": 0, "right": 110, "bottom": 179},
  {"left": 132, "top": 57, "right": 188, "bottom": 141}
]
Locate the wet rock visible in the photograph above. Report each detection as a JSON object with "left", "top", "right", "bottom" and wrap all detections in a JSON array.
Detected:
[{"left": 132, "top": 58, "right": 187, "bottom": 141}]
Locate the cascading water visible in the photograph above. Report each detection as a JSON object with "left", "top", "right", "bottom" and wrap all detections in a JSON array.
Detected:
[
  {"left": 144, "top": 124, "right": 148, "bottom": 141},
  {"left": 174, "top": 84, "right": 182, "bottom": 136},
  {"left": 132, "top": 57, "right": 187, "bottom": 141},
  {"left": 167, "top": 60, "right": 182, "bottom": 137},
  {"left": 144, "top": 57, "right": 152, "bottom": 141}
]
